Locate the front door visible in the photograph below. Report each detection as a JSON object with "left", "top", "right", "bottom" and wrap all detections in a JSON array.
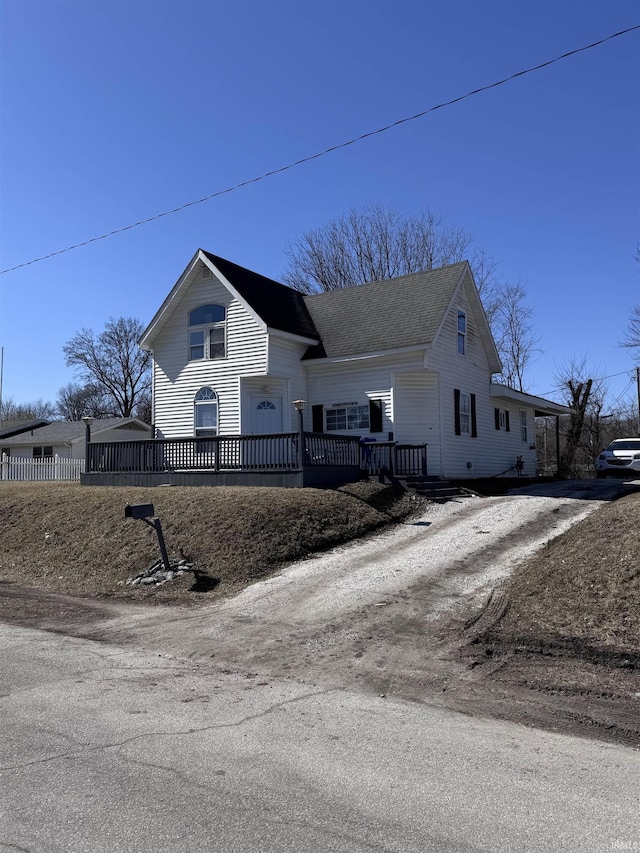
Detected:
[{"left": 249, "top": 397, "right": 283, "bottom": 435}]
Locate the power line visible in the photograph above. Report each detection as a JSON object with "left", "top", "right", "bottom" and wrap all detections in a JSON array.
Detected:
[
  {"left": 539, "top": 369, "right": 637, "bottom": 398},
  {"left": 2, "top": 23, "right": 639, "bottom": 277}
]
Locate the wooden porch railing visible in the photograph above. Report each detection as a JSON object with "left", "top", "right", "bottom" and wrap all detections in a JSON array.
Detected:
[
  {"left": 86, "top": 434, "right": 425, "bottom": 476},
  {"left": 360, "top": 441, "right": 427, "bottom": 477}
]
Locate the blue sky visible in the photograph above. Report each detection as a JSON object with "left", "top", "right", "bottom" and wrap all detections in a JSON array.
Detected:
[{"left": 1, "top": 0, "right": 638, "bottom": 413}]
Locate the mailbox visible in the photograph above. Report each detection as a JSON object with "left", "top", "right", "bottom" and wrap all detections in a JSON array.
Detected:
[{"left": 124, "top": 503, "right": 155, "bottom": 520}]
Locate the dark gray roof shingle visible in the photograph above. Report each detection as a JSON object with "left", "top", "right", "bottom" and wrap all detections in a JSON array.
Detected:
[
  {"left": 0, "top": 419, "right": 144, "bottom": 446},
  {"left": 302, "top": 263, "right": 467, "bottom": 359},
  {"left": 0, "top": 419, "right": 50, "bottom": 439},
  {"left": 202, "top": 251, "right": 320, "bottom": 342}
]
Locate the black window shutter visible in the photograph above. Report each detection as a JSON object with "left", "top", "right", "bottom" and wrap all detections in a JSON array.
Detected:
[
  {"left": 369, "top": 399, "right": 383, "bottom": 433},
  {"left": 505, "top": 411, "right": 510, "bottom": 432},
  {"left": 494, "top": 408, "right": 500, "bottom": 430},
  {"left": 454, "top": 389, "right": 461, "bottom": 435},
  {"left": 471, "top": 394, "right": 477, "bottom": 438},
  {"left": 312, "top": 405, "right": 324, "bottom": 433}
]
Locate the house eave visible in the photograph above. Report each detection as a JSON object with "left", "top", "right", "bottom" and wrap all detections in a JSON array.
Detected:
[
  {"left": 304, "top": 343, "right": 428, "bottom": 365},
  {"left": 139, "top": 249, "right": 204, "bottom": 350},
  {"left": 490, "top": 384, "right": 572, "bottom": 416},
  {"left": 266, "top": 327, "right": 319, "bottom": 347}
]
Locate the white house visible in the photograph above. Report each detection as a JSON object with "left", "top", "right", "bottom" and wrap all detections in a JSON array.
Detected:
[{"left": 139, "top": 249, "right": 569, "bottom": 480}]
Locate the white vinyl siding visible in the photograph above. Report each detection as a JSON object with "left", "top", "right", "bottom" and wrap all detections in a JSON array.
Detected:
[
  {"left": 430, "top": 287, "right": 536, "bottom": 478},
  {"left": 306, "top": 352, "right": 423, "bottom": 440},
  {"left": 152, "top": 276, "right": 267, "bottom": 438},
  {"left": 265, "top": 335, "right": 311, "bottom": 430},
  {"left": 393, "top": 372, "right": 442, "bottom": 475}
]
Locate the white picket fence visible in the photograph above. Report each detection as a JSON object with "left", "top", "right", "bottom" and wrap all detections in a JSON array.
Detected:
[{"left": 0, "top": 453, "right": 85, "bottom": 481}]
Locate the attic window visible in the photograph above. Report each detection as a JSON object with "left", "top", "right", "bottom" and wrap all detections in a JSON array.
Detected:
[
  {"left": 202, "top": 267, "right": 213, "bottom": 279},
  {"left": 189, "top": 304, "right": 226, "bottom": 360},
  {"left": 457, "top": 310, "right": 466, "bottom": 356}
]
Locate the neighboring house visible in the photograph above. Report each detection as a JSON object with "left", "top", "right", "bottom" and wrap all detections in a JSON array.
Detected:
[
  {"left": 0, "top": 418, "right": 152, "bottom": 461},
  {"left": 139, "top": 249, "right": 569, "bottom": 479},
  {"left": 0, "top": 418, "right": 50, "bottom": 453}
]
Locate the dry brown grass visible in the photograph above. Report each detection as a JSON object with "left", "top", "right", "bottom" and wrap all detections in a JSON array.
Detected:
[
  {"left": 1, "top": 482, "right": 638, "bottom": 658},
  {"left": 496, "top": 492, "right": 640, "bottom": 654},
  {"left": 0, "top": 480, "right": 418, "bottom": 604}
]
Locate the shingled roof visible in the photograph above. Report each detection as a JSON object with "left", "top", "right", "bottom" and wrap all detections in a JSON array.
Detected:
[
  {"left": 141, "top": 251, "right": 489, "bottom": 364},
  {"left": 0, "top": 418, "right": 149, "bottom": 446},
  {"left": 0, "top": 418, "right": 50, "bottom": 440},
  {"left": 302, "top": 262, "right": 468, "bottom": 359},
  {"left": 201, "top": 251, "right": 319, "bottom": 341}
]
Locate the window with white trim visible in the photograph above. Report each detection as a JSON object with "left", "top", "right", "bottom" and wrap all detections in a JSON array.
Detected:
[
  {"left": 457, "top": 310, "right": 466, "bottom": 355},
  {"left": 189, "top": 304, "right": 226, "bottom": 360},
  {"left": 194, "top": 387, "right": 218, "bottom": 436},
  {"left": 326, "top": 404, "right": 370, "bottom": 432},
  {"left": 459, "top": 393, "right": 471, "bottom": 434},
  {"left": 520, "top": 410, "right": 528, "bottom": 442}
]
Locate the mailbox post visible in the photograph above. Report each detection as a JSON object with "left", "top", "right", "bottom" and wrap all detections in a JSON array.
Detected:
[{"left": 124, "top": 503, "right": 171, "bottom": 571}]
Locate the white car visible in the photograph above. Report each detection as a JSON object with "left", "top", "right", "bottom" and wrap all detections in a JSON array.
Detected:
[{"left": 595, "top": 438, "right": 640, "bottom": 478}]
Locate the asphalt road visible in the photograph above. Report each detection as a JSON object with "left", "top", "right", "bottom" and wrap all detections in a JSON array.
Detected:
[
  {"left": 1, "top": 478, "right": 638, "bottom": 852},
  {"left": 2, "top": 622, "right": 638, "bottom": 852}
]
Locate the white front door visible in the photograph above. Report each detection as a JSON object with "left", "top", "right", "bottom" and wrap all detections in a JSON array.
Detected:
[{"left": 249, "top": 397, "right": 283, "bottom": 435}]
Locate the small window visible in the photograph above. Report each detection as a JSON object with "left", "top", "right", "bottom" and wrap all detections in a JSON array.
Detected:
[
  {"left": 459, "top": 393, "right": 471, "bottom": 434},
  {"left": 257, "top": 401, "right": 276, "bottom": 410},
  {"left": 189, "top": 304, "right": 226, "bottom": 360},
  {"left": 520, "top": 410, "right": 528, "bottom": 442},
  {"left": 326, "top": 404, "right": 370, "bottom": 432},
  {"left": 33, "top": 446, "right": 53, "bottom": 459},
  {"left": 194, "top": 387, "right": 218, "bottom": 437},
  {"left": 457, "top": 310, "right": 466, "bottom": 356}
]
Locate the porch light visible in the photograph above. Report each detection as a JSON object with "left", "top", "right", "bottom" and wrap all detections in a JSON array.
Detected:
[
  {"left": 82, "top": 416, "right": 94, "bottom": 473},
  {"left": 293, "top": 401, "right": 306, "bottom": 468}
]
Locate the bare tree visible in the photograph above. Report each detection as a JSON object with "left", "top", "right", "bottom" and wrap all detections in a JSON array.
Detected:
[
  {"left": 56, "top": 382, "right": 116, "bottom": 421},
  {"left": 554, "top": 358, "right": 603, "bottom": 477},
  {"left": 282, "top": 204, "right": 538, "bottom": 389},
  {"left": 282, "top": 205, "right": 472, "bottom": 293},
  {"left": 620, "top": 303, "right": 640, "bottom": 357},
  {"left": 491, "top": 282, "right": 540, "bottom": 391},
  {"left": 63, "top": 317, "right": 151, "bottom": 419},
  {"left": 0, "top": 397, "right": 56, "bottom": 421}
]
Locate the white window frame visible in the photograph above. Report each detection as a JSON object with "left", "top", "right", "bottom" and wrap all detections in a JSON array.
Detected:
[
  {"left": 457, "top": 309, "right": 466, "bottom": 356},
  {"left": 520, "top": 410, "right": 528, "bottom": 442},
  {"left": 326, "top": 404, "right": 370, "bottom": 432},
  {"left": 459, "top": 393, "right": 471, "bottom": 435},
  {"left": 499, "top": 410, "right": 507, "bottom": 430},
  {"left": 194, "top": 387, "right": 218, "bottom": 437},
  {"left": 188, "top": 304, "right": 226, "bottom": 361}
]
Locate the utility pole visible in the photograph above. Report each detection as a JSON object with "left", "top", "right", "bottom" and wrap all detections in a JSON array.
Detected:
[{"left": 0, "top": 346, "right": 3, "bottom": 428}]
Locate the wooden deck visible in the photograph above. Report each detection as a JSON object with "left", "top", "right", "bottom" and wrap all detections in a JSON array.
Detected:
[{"left": 81, "top": 433, "right": 427, "bottom": 488}]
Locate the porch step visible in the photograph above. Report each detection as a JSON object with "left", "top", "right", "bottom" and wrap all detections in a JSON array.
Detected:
[{"left": 398, "top": 475, "right": 469, "bottom": 502}]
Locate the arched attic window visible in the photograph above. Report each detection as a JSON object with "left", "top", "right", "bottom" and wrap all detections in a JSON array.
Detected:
[
  {"left": 194, "top": 387, "right": 218, "bottom": 437},
  {"left": 189, "top": 304, "right": 226, "bottom": 360}
]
